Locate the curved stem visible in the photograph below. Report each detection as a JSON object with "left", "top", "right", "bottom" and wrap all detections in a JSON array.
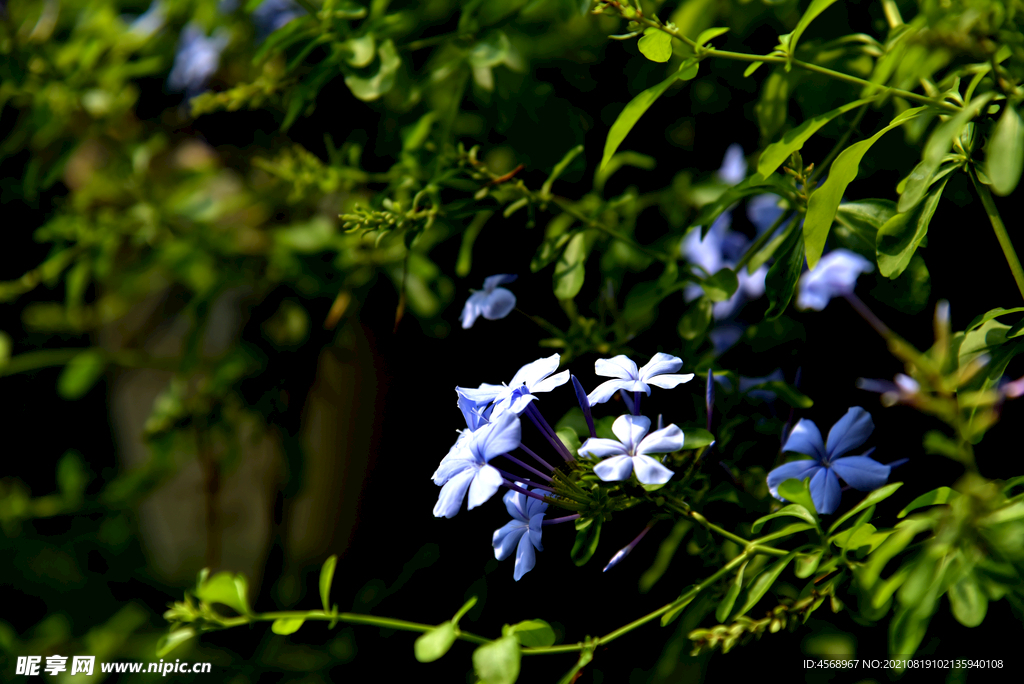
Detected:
[{"left": 970, "top": 168, "right": 1024, "bottom": 302}]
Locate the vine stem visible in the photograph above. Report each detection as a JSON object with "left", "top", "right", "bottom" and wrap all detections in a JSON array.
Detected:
[
  {"left": 665, "top": 501, "right": 789, "bottom": 556},
  {"left": 970, "top": 168, "right": 1024, "bottom": 302}
]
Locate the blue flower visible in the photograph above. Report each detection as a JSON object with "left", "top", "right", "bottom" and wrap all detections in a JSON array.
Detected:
[
  {"left": 767, "top": 407, "right": 892, "bottom": 515},
  {"left": 252, "top": 0, "right": 304, "bottom": 41},
  {"left": 587, "top": 353, "right": 693, "bottom": 406},
  {"left": 432, "top": 411, "right": 522, "bottom": 518},
  {"left": 796, "top": 249, "right": 873, "bottom": 311},
  {"left": 492, "top": 486, "right": 547, "bottom": 580},
  {"left": 128, "top": 1, "right": 165, "bottom": 38},
  {"left": 457, "top": 353, "right": 569, "bottom": 415},
  {"left": 167, "top": 24, "right": 229, "bottom": 98},
  {"left": 746, "top": 193, "right": 785, "bottom": 234},
  {"left": 717, "top": 144, "right": 747, "bottom": 185},
  {"left": 578, "top": 414, "right": 683, "bottom": 485},
  {"left": 461, "top": 274, "right": 517, "bottom": 329},
  {"left": 681, "top": 211, "right": 768, "bottom": 322}
]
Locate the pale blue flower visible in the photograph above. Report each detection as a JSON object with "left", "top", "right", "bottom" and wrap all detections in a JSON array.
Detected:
[
  {"left": 432, "top": 411, "right": 522, "bottom": 518},
  {"left": 578, "top": 414, "right": 683, "bottom": 485},
  {"left": 432, "top": 389, "right": 494, "bottom": 486},
  {"left": 461, "top": 274, "right": 517, "bottom": 329},
  {"left": 796, "top": 249, "right": 873, "bottom": 311},
  {"left": 492, "top": 487, "right": 547, "bottom": 580},
  {"left": 717, "top": 144, "right": 747, "bottom": 185},
  {"left": 681, "top": 212, "right": 768, "bottom": 321},
  {"left": 457, "top": 353, "right": 569, "bottom": 415},
  {"left": 128, "top": 1, "right": 165, "bottom": 38},
  {"left": 168, "top": 24, "right": 229, "bottom": 97},
  {"left": 767, "top": 407, "right": 891, "bottom": 515},
  {"left": 587, "top": 353, "right": 693, "bottom": 406}
]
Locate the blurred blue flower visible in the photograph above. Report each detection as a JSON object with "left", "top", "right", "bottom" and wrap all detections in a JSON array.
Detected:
[
  {"left": 681, "top": 212, "right": 768, "bottom": 321},
  {"left": 492, "top": 486, "right": 547, "bottom": 580},
  {"left": 461, "top": 274, "right": 517, "bottom": 329},
  {"left": 587, "top": 353, "right": 694, "bottom": 406},
  {"left": 457, "top": 353, "right": 569, "bottom": 416},
  {"left": 767, "top": 407, "right": 891, "bottom": 515},
  {"left": 168, "top": 23, "right": 229, "bottom": 98},
  {"left": 746, "top": 193, "right": 785, "bottom": 234},
  {"left": 578, "top": 414, "right": 683, "bottom": 485},
  {"left": 252, "top": 0, "right": 304, "bottom": 41},
  {"left": 717, "top": 144, "right": 747, "bottom": 185},
  {"left": 128, "top": 1, "right": 165, "bottom": 38},
  {"left": 432, "top": 411, "right": 522, "bottom": 518},
  {"left": 796, "top": 249, "right": 873, "bottom": 311},
  {"left": 856, "top": 373, "right": 921, "bottom": 407}
]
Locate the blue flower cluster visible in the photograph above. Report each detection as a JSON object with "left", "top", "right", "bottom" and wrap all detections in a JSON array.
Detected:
[{"left": 432, "top": 353, "right": 695, "bottom": 579}]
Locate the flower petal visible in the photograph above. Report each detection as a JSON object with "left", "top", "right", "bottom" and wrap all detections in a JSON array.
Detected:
[
  {"left": 483, "top": 274, "right": 517, "bottom": 292},
  {"left": 433, "top": 468, "right": 476, "bottom": 518},
  {"left": 593, "top": 454, "right": 635, "bottom": 481},
  {"left": 493, "top": 522, "right": 527, "bottom": 561},
  {"left": 531, "top": 369, "right": 570, "bottom": 394},
  {"left": 825, "top": 407, "right": 874, "bottom": 460},
  {"left": 637, "top": 424, "right": 685, "bottom": 455},
  {"left": 829, "top": 454, "right": 891, "bottom": 491},
  {"left": 578, "top": 437, "right": 628, "bottom": 459},
  {"left": 809, "top": 467, "right": 842, "bottom": 515},
  {"left": 528, "top": 512, "right": 546, "bottom": 551},
  {"left": 503, "top": 488, "right": 528, "bottom": 522},
  {"left": 467, "top": 464, "right": 503, "bottom": 510},
  {"left": 513, "top": 531, "right": 537, "bottom": 581},
  {"left": 611, "top": 414, "right": 651, "bottom": 451},
  {"left": 645, "top": 373, "right": 695, "bottom": 389},
  {"left": 781, "top": 419, "right": 826, "bottom": 461},
  {"left": 481, "top": 288, "right": 516, "bottom": 321},
  {"left": 457, "top": 383, "right": 505, "bottom": 404},
  {"left": 460, "top": 291, "right": 487, "bottom": 329},
  {"left": 473, "top": 411, "right": 521, "bottom": 461},
  {"left": 638, "top": 352, "right": 683, "bottom": 379},
  {"left": 718, "top": 143, "right": 747, "bottom": 185},
  {"left": 587, "top": 378, "right": 635, "bottom": 406},
  {"left": 510, "top": 354, "right": 561, "bottom": 389},
  {"left": 595, "top": 355, "right": 639, "bottom": 381},
  {"left": 767, "top": 459, "right": 822, "bottom": 500},
  {"left": 432, "top": 451, "right": 472, "bottom": 486},
  {"left": 633, "top": 454, "right": 674, "bottom": 485}
]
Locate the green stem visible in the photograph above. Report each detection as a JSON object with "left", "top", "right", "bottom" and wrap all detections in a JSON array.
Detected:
[
  {"left": 808, "top": 102, "right": 869, "bottom": 186},
  {"left": 550, "top": 197, "right": 668, "bottom": 263},
  {"left": 734, "top": 211, "right": 795, "bottom": 272},
  {"left": 970, "top": 168, "right": 1024, "bottom": 302},
  {"left": 665, "top": 502, "right": 789, "bottom": 557}
]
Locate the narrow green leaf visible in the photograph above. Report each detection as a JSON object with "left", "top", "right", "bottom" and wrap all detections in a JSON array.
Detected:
[
  {"left": 507, "top": 619, "right": 556, "bottom": 647},
  {"left": 601, "top": 59, "right": 698, "bottom": 170},
  {"left": 752, "top": 522, "right": 815, "bottom": 544},
  {"left": 827, "top": 483, "right": 902, "bottom": 533},
  {"left": 776, "top": 477, "right": 818, "bottom": 521},
  {"left": 897, "top": 487, "right": 959, "bottom": 518},
  {"left": 271, "top": 618, "right": 305, "bottom": 635},
  {"left": 784, "top": 0, "right": 839, "bottom": 57},
  {"left": 877, "top": 177, "right": 949, "bottom": 278},
  {"left": 756, "top": 99, "right": 871, "bottom": 180},
  {"left": 688, "top": 175, "right": 788, "bottom": 233},
  {"left": 542, "top": 145, "right": 585, "bottom": 197},
  {"left": 804, "top": 107, "right": 927, "bottom": 268},
  {"left": 678, "top": 296, "right": 712, "bottom": 340},
  {"left": 319, "top": 555, "right": 337, "bottom": 612},
  {"left": 452, "top": 596, "right": 478, "bottom": 625},
  {"left": 660, "top": 587, "right": 698, "bottom": 626},
  {"left": 695, "top": 27, "right": 729, "bottom": 47},
  {"left": 949, "top": 572, "right": 988, "bottom": 627},
  {"left": 870, "top": 561, "right": 912, "bottom": 609},
  {"left": 681, "top": 427, "right": 714, "bottom": 449},
  {"left": 473, "top": 636, "right": 521, "bottom": 684},
  {"left": 987, "top": 105, "right": 1024, "bottom": 196},
  {"left": 752, "top": 504, "right": 817, "bottom": 534},
  {"left": 764, "top": 221, "right": 804, "bottom": 319},
  {"left": 415, "top": 622, "right": 457, "bottom": 662},
  {"left": 156, "top": 628, "right": 196, "bottom": 658},
  {"left": 834, "top": 199, "right": 897, "bottom": 250},
  {"left": 743, "top": 62, "right": 764, "bottom": 77},
  {"left": 716, "top": 561, "right": 747, "bottom": 622},
  {"left": 638, "top": 28, "right": 673, "bottom": 63},
  {"left": 753, "top": 381, "right": 813, "bottom": 408},
  {"left": 553, "top": 232, "right": 588, "bottom": 300},
  {"left": 701, "top": 268, "right": 739, "bottom": 302},
  {"left": 735, "top": 553, "right": 796, "bottom": 617},
  {"left": 889, "top": 605, "right": 931, "bottom": 659},
  {"left": 57, "top": 350, "right": 106, "bottom": 400},
  {"left": 571, "top": 516, "right": 602, "bottom": 566},
  {"left": 795, "top": 550, "right": 823, "bottom": 579},
  {"left": 965, "top": 306, "right": 1024, "bottom": 333}
]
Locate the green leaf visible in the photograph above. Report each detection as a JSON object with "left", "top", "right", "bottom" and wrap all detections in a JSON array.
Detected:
[
  {"left": 345, "top": 34, "right": 376, "bottom": 68},
  {"left": 600, "top": 58, "right": 698, "bottom": 170},
  {"left": 831, "top": 522, "right": 879, "bottom": 551},
  {"left": 156, "top": 628, "right": 196, "bottom": 658},
  {"left": 660, "top": 587, "right": 698, "bottom": 626},
  {"left": 716, "top": 561, "right": 747, "bottom": 622},
  {"left": 782, "top": 0, "right": 839, "bottom": 57},
  {"left": 638, "top": 28, "right": 673, "bottom": 63},
  {"left": 506, "top": 619, "right": 556, "bottom": 647},
  {"left": 542, "top": 145, "right": 585, "bottom": 197},
  {"left": 764, "top": 221, "right": 804, "bottom": 319},
  {"left": 752, "top": 381, "right": 813, "bottom": 408},
  {"left": 795, "top": 550, "right": 823, "bottom": 579},
  {"left": 755, "top": 69, "right": 799, "bottom": 141},
  {"left": 899, "top": 93, "right": 994, "bottom": 212},
  {"left": 744, "top": 61, "right": 764, "bottom": 77},
  {"left": 319, "top": 555, "right": 337, "bottom": 612},
  {"left": 965, "top": 306, "right": 1024, "bottom": 332},
  {"left": 344, "top": 39, "right": 400, "bottom": 101},
  {"left": 681, "top": 427, "right": 714, "bottom": 449},
  {"left": 889, "top": 605, "right": 931, "bottom": 659},
  {"left": 828, "top": 483, "right": 902, "bottom": 533},
  {"left": 196, "top": 572, "right": 251, "bottom": 616},
  {"left": 735, "top": 553, "right": 796, "bottom": 618},
  {"left": 755, "top": 99, "right": 871, "bottom": 180},
  {"left": 804, "top": 107, "right": 927, "bottom": 268},
  {"left": 473, "top": 636, "right": 521, "bottom": 684},
  {"left": 553, "top": 232, "right": 589, "bottom": 300},
  {"left": 687, "top": 175, "right": 788, "bottom": 233},
  {"left": 271, "top": 618, "right": 305, "bottom": 635},
  {"left": 556, "top": 428, "right": 582, "bottom": 456},
  {"left": 776, "top": 477, "right": 818, "bottom": 521},
  {"left": 948, "top": 572, "right": 988, "bottom": 627},
  {"left": 898, "top": 487, "right": 959, "bottom": 518},
  {"left": 987, "top": 105, "right": 1024, "bottom": 196},
  {"left": 754, "top": 521, "right": 816, "bottom": 544},
  {"left": 752, "top": 504, "right": 817, "bottom": 533},
  {"left": 695, "top": 27, "right": 729, "bottom": 48},
  {"left": 701, "top": 268, "right": 739, "bottom": 302},
  {"left": 57, "top": 350, "right": 106, "bottom": 400},
  {"left": 834, "top": 199, "right": 897, "bottom": 250},
  {"left": 414, "top": 622, "right": 457, "bottom": 662},
  {"left": 678, "top": 296, "right": 712, "bottom": 340},
  {"left": 877, "top": 176, "right": 949, "bottom": 278},
  {"left": 571, "top": 516, "right": 602, "bottom": 566}
]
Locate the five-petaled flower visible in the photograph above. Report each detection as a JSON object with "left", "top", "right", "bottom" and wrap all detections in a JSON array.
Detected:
[
  {"left": 587, "top": 353, "right": 694, "bottom": 406},
  {"left": 578, "top": 414, "right": 683, "bottom": 485},
  {"left": 492, "top": 486, "right": 547, "bottom": 580},
  {"left": 797, "top": 250, "right": 873, "bottom": 311},
  {"left": 432, "top": 411, "right": 521, "bottom": 518},
  {"left": 457, "top": 353, "right": 569, "bottom": 416},
  {"left": 461, "top": 274, "right": 517, "bottom": 329},
  {"left": 767, "top": 407, "right": 891, "bottom": 515}
]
